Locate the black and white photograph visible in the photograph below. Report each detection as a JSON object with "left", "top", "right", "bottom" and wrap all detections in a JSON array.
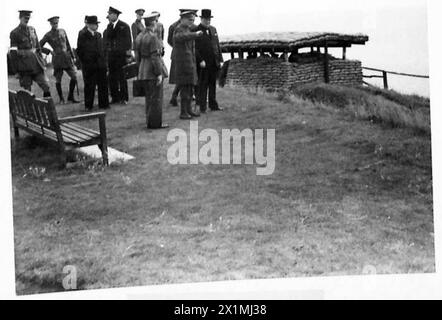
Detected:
[{"left": 0, "top": 0, "right": 440, "bottom": 299}]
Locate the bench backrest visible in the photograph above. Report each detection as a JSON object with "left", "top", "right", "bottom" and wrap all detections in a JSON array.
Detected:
[{"left": 9, "top": 89, "right": 61, "bottom": 132}]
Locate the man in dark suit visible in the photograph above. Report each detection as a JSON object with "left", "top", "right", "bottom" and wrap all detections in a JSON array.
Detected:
[
  {"left": 195, "top": 9, "right": 223, "bottom": 112},
  {"left": 76, "top": 16, "right": 109, "bottom": 110},
  {"left": 104, "top": 6, "right": 132, "bottom": 104}
]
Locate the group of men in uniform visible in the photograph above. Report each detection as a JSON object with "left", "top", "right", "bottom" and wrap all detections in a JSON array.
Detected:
[{"left": 9, "top": 7, "right": 224, "bottom": 128}]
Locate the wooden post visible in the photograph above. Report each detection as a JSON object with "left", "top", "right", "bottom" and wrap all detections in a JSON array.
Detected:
[
  {"left": 382, "top": 71, "right": 389, "bottom": 89},
  {"left": 323, "top": 42, "right": 329, "bottom": 83},
  {"left": 310, "top": 46, "right": 314, "bottom": 53},
  {"left": 239, "top": 50, "right": 244, "bottom": 59},
  {"left": 230, "top": 51, "right": 235, "bottom": 59},
  {"left": 342, "top": 47, "right": 347, "bottom": 60},
  {"left": 283, "top": 50, "right": 289, "bottom": 62}
]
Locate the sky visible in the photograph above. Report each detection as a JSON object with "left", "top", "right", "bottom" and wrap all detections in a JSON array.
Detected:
[{"left": 1, "top": 0, "right": 430, "bottom": 96}]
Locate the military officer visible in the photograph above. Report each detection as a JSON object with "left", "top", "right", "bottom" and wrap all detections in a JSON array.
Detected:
[
  {"left": 195, "top": 9, "right": 223, "bottom": 112},
  {"left": 134, "top": 13, "right": 169, "bottom": 129},
  {"left": 76, "top": 15, "right": 109, "bottom": 110},
  {"left": 40, "top": 16, "right": 79, "bottom": 104},
  {"left": 151, "top": 11, "right": 164, "bottom": 45},
  {"left": 168, "top": 9, "right": 198, "bottom": 107},
  {"left": 9, "top": 10, "right": 51, "bottom": 98},
  {"left": 131, "top": 9, "right": 145, "bottom": 46},
  {"left": 104, "top": 6, "right": 132, "bottom": 105},
  {"left": 172, "top": 10, "right": 203, "bottom": 119}
]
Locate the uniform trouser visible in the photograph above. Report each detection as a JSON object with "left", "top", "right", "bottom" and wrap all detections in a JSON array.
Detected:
[
  {"left": 171, "top": 85, "right": 198, "bottom": 102},
  {"left": 179, "top": 84, "right": 194, "bottom": 115},
  {"left": 54, "top": 67, "right": 77, "bottom": 83},
  {"left": 19, "top": 72, "right": 50, "bottom": 93},
  {"left": 108, "top": 53, "right": 128, "bottom": 102},
  {"left": 198, "top": 66, "right": 218, "bottom": 110},
  {"left": 82, "top": 67, "right": 109, "bottom": 109},
  {"left": 143, "top": 80, "right": 163, "bottom": 129},
  {"left": 171, "top": 85, "right": 180, "bottom": 102}
]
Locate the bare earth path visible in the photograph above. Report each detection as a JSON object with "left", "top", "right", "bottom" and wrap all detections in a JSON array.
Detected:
[{"left": 9, "top": 76, "right": 434, "bottom": 294}]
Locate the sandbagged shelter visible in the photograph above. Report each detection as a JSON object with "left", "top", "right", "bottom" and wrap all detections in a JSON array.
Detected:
[{"left": 219, "top": 32, "right": 369, "bottom": 90}]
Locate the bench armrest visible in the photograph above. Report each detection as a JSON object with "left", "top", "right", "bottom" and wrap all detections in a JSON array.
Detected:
[{"left": 58, "top": 112, "right": 106, "bottom": 123}]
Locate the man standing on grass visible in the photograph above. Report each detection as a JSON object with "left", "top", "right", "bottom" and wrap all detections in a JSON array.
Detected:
[
  {"left": 104, "top": 6, "right": 132, "bottom": 105},
  {"left": 76, "top": 16, "right": 109, "bottom": 111},
  {"left": 168, "top": 9, "right": 198, "bottom": 107},
  {"left": 195, "top": 9, "right": 223, "bottom": 112},
  {"left": 172, "top": 10, "right": 203, "bottom": 119},
  {"left": 40, "top": 16, "right": 80, "bottom": 104},
  {"left": 135, "top": 13, "right": 169, "bottom": 129},
  {"left": 9, "top": 10, "right": 51, "bottom": 98}
]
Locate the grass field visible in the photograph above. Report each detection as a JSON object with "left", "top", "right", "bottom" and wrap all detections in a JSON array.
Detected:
[{"left": 8, "top": 72, "right": 434, "bottom": 295}]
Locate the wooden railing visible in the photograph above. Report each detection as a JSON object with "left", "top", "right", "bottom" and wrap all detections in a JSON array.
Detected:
[{"left": 362, "top": 67, "right": 429, "bottom": 89}]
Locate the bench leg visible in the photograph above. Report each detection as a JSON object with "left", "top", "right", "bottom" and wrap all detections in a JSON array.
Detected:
[
  {"left": 59, "top": 151, "right": 67, "bottom": 168},
  {"left": 99, "top": 143, "right": 109, "bottom": 166},
  {"left": 58, "top": 145, "right": 67, "bottom": 169},
  {"left": 14, "top": 126, "right": 19, "bottom": 138}
]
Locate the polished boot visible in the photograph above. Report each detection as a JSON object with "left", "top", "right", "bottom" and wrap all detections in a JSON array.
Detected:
[
  {"left": 55, "top": 83, "right": 65, "bottom": 104},
  {"left": 67, "top": 80, "right": 80, "bottom": 103}
]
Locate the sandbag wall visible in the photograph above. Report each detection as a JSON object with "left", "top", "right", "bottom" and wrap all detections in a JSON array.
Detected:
[{"left": 224, "top": 57, "right": 363, "bottom": 90}]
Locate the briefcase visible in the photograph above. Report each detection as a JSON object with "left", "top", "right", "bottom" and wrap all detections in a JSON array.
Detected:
[
  {"left": 123, "top": 62, "right": 139, "bottom": 80},
  {"left": 133, "top": 79, "right": 145, "bottom": 97}
]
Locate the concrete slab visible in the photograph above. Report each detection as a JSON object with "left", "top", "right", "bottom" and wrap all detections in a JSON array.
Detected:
[{"left": 76, "top": 146, "right": 135, "bottom": 165}]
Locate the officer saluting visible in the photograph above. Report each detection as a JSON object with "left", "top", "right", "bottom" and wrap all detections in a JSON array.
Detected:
[
  {"left": 195, "top": 9, "right": 223, "bottom": 112},
  {"left": 9, "top": 10, "right": 51, "bottom": 98},
  {"left": 76, "top": 16, "right": 109, "bottom": 110},
  {"left": 104, "top": 6, "right": 132, "bottom": 105},
  {"left": 40, "top": 16, "right": 79, "bottom": 104}
]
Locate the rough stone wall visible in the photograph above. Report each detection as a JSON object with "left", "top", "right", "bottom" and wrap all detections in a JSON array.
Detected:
[
  {"left": 225, "top": 58, "right": 293, "bottom": 91},
  {"left": 225, "top": 58, "right": 363, "bottom": 90}
]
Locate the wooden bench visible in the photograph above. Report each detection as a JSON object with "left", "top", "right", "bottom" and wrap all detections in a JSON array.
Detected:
[{"left": 9, "top": 89, "right": 109, "bottom": 166}]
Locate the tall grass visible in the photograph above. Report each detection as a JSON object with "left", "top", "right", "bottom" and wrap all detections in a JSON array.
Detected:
[{"left": 291, "top": 84, "right": 431, "bottom": 134}]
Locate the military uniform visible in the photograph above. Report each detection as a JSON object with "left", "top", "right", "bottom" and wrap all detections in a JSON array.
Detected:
[
  {"left": 172, "top": 17, "right": 201, "bottom": 119},
  {"left": 131, "top": 20, "right": 145, "bottom": 46},
  {"left": 9, "top": 21, "right": 50, "bottom": 96},
  {"left": 40, "top": 24, "right": 79, "bottom": 103},
  {"left": 168, "top": 16, "right": 198, "bottom": 106},
  {"left": 135, "top": 19, "right": 168, "bottom": 129},
  {"left": 167, "top": 19, "right": 181, "bottom": 86},
  {"left": 76, "top": 20, "right": 109, "bottom": 110},
  {"left": 195, "top": 20, "right": 223, "bottom": 111},
  {"left": 155, "top": 22, "right": 164, "bottom": 43}
]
